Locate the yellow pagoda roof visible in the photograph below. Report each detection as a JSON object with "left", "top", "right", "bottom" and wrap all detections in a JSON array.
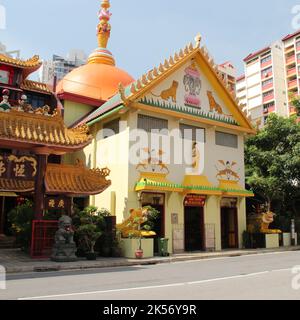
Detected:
[
  {"left": 0, "top": 54, "right": 41, "bottom": 68},
  {"left": 182, "top": 175, "right": 222, "bottom": 196},
  {"left": 45, "top": 161, "right": 111, "bottom": 196},
  {"left": 135, "top": 172, "right": 183, "bottom": 193},
  {"left": 0, "top": 54, "right": 42, "bottom": 78},
  {"left": 0, "top": 178, "right": 34, "bottom": 193},
  {"left": 0, "top": 161, "right": 111, "bottom": 196},
  {"left": 0, "top": 109, "right": 92, "bottom": 153},
  {"left": 21, "top": 80, "right": 52, "bottom": 95}
]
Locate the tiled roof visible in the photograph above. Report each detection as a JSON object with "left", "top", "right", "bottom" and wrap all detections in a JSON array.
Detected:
[
  {"left": 0, "top": 54, "right": 41, "bottom": 68},
  {"left": 0, "top": 178, "right": 34, "bottom": 193},
  {"left": 45, "top": 161, "right": 111, "bottom": 196},
  {"left": 0, "top": 109, "right": 92, "bottom": 150},
  {"left": 0, "top": 161, "right": 111, "bottom": 196},
  {"left": 21, "top": 80, "right": 52, "bottom": 95}
]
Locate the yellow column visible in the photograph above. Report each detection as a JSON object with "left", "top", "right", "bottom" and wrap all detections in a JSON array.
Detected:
[
  {"left": 110, "top": 191, "right": 116, "bottom": 216},
  {"left": 205, "top": 195, "right": 221, "bottom": 251},
  {"left": 237, "top": 197, "right": 247, "bottom": 248}
]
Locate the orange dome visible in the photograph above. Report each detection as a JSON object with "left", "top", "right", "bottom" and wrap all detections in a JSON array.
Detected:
[
  {"left": 56, "top": 62, "right": 134, "bottom": 102},
  {"left": 57, "top": 1, "right": 134, "bottom": 103}
]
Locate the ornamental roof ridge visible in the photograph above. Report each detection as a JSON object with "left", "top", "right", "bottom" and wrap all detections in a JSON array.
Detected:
[
  {"left": 21, "top": 79, "right": 52, "bottom": 95},
  {"left": 0, "top": 54, "right": 41, "bottom": 68},
  {"left": 0, "top": 109, "right": 92, "bottom": 149}
]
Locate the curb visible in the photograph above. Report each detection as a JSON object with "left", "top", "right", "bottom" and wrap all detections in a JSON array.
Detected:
[{"left": 4, "top": 246, "right": 300, "bottom": 274}]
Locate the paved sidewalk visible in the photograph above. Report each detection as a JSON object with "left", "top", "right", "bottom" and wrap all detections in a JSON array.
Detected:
[{"left": 0, "top": 246, "right": 299, "bottom": 274}]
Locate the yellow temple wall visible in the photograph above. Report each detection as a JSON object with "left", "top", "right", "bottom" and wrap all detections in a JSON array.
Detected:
[
  {"left": 63, "top": 101, "right": 95, "bottom": 127},
  {"left": 238, "top": 197, "right": 247, "bottom": 248},
  {"left": 92, "top": 114, "right": 131, "bottom": 221},
  {"left": 205, "top": 196, "right": 222, "bottom": 251}
]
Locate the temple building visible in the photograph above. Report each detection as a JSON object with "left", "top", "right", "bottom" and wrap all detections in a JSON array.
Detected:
[
  {"left": 0, "top": 48, "right": 111, "bottom": 253},
  {"left": 60, "top": 0, "right": 255, "bottom": 253}
]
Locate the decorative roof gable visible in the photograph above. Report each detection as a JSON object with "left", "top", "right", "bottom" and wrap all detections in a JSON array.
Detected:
[{"left": 81, "top": 35, "right": 254, "bottom": 133}]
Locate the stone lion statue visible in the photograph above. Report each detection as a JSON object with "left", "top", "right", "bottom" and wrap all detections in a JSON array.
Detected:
[
  {"left": 55, "top": 215, "right": 75, "bottom": 244},
  {"left": 52, "top": 215, "right": 77, "bottom": 262}
]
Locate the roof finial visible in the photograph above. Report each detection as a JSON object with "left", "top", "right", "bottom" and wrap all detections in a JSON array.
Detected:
[
  {"left": 97, "top": 0, "right": 112, "bottom": 48},
  {"left": 195, "top": 33, "right": 202, "bottom": 48}
]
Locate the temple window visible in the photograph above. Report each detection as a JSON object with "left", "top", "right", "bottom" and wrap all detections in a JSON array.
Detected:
[
  {"left": 215, "top": 131, "right": 238, "bottom": 149},
  {"left": 137, "top": 114, "right": 168, "bottom": 134},
  {"left": 179, "top": 123, "right": 206, "bottom": 143}
]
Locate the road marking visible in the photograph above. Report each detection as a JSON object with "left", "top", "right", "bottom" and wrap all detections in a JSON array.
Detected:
[
  {"left": 18, "top": 268, "right": 292, "bottom": 300},
  {"left": 187, "top": 271, "right": 270, "bottom": 285},
  {"left": 18, "top": 283, "right": 186, "bottom": 300}
]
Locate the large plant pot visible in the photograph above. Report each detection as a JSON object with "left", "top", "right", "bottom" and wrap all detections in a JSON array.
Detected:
[
  {"left": 120, "top": 238, "right": 154, "bottom": 259},
  {"left": 265, "top": 234, "right": 280, "bottom": 248},
  {"left": 282, "top": 233, "right": 291, "bottom": 247}
]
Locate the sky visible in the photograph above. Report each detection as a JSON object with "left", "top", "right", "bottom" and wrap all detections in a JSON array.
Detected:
[{"left": 0, "top": 0, "right": 299, "bottom": 79}]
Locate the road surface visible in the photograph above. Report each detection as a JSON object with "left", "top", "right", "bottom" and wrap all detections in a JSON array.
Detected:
[{"left": 1, "top": 251, "right": 300, "bottom": 300}]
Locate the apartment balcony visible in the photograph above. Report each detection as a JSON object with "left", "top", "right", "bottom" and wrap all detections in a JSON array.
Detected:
[
  {"left": 262, "top": 82, "right": 273, "bottom": 92},
  {"left": 287, "top": 67, "right": 297, "bottom": 77},
  {"left": 261, "top": 60, "right": 272, "bottom": 69},
  {"left": 286, "top": 55, "right": 296, "bottom": 65},
  {"left": 285, "top": 45, "right": 295, "bottom": 54},
  {"left": 296, "top": 43, "right": 300, "bottom": 52},
  {"left": 263, "top": 93, "right": 274, "bottom": 103},
  {"left": 261, "top": 72, "right": 273, "bottom": 80},
  {"left": 263, "top": 105, "right": 275, "bottom": 114},
  {"left": 288, "top": 78, "right": 298, "bottom": 89},
  {"left": 289, "top": 106, "right": 296, "bottom": 115}
]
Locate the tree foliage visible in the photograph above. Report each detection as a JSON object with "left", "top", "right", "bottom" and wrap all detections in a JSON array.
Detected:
[{"left": 245, "top": 114, "right": 300, "bottom": 216}]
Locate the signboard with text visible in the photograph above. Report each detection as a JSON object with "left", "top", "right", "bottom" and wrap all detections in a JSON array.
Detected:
[
  {"left": 0, "top": 154, "right": 37, "bottom": 181},
  {"left": 184, "top": 194, "right": 206, "bottom": 207},
  {"left": 45, "top": 196, "right": 71, "bottom": 211}
]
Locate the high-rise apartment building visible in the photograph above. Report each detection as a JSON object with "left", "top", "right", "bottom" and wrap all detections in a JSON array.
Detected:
[
  {"left": 39, "top": 50, "right": 86, "bottom": 86},
  {"left": 236, "top": 74, "right": 247, "bottom": 111},
  {"left": 282, "top": 30, "right": 300, "bottom": 116},
  {"left": 239, "top": 41, "right": 288, "bottom": 126},
  {"left": 217, "top": 61, "right": 237, "bottom": 92}
]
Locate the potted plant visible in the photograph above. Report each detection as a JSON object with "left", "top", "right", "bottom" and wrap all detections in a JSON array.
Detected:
[
  {"left": 73, "top": 206, "right": 106, "bottom": 258},
  {"left": 77, "top": 223, "right": 102, "bottom": 260},
  {"left": 125, "top": 206, "right": 159, "bottom": 259}
]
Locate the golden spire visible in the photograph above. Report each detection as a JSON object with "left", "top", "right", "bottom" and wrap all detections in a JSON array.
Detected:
[
  {"left": 97, "top": 0, "right": 112, "bottom": 48},
  {"left": 88, "top": 0, "right": 115, "bottom": 65}
]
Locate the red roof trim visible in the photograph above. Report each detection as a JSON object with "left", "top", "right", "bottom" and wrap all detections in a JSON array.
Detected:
[
  {"left": 57, "top": 92, "right": 105, "bottom": 107},
  {"left": 282, "top": 29, "right": 300, "bottom": 41},
  {"left": 244, "top": 46, "right": 271, "bottom": 62}
]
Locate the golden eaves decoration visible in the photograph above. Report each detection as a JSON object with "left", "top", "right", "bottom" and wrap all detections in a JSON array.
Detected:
[
  {"left": 0, "top": 178, "right": 34, "bottom": 193},
  {"left": 45, "top": 160, "right": 111, "bottom": 195},
  {"left": 21, "top": 80, "right": 52, "bottom": 95},
  {"left": 0, "top": 109, "right": 92, "bottom": 149},
  {"left": 0, "top": 54, "right": 41, "bottom": 69}
]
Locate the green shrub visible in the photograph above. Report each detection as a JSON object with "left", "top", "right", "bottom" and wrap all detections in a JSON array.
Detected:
[{"left": 8, "top": 200, "right": 34, "bottom": 250}]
